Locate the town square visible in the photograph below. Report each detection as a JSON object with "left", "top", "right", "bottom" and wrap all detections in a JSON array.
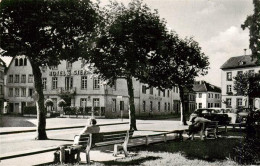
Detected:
[{"left": 0, "top": 0, "right": 259, "bottom": 165}]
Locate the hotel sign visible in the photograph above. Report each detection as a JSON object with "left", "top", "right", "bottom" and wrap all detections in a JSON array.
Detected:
[{"left": 49, "top": 69, "right": 90, "bottom": 76}]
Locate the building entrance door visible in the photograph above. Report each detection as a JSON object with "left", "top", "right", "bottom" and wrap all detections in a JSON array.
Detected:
[
  {"left": 21, "top": 102, "right": 26, "bottom": 115},
  {"left": 51, "top": 98, "right": 57, "bottom": 112}
]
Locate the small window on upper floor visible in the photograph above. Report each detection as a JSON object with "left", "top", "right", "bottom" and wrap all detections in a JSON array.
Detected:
[
  {"left": 15, "top": 59, "right": 19, "bottom": 66},
  {"left": 19, "top": 58, "right": 23, "bottom": 66},
  {"left": 24, "top": 58, "right": 27, "bottom": 66}
]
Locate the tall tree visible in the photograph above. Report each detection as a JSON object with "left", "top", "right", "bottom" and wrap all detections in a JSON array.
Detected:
[
  {"left": 90, "top": 0, "right": 169, "bottom": 130},
  {"left": 147, "top": 33, "right": 209, "bottom": 125},
  {"left": 234, "top": 71, "right": 260, "bottom": 109},
  {"left": 241, "top": 0, "right": 260, "bottom": 64},
  {"left": 0, "top": 0, "right": 100, "bottom": 139}
]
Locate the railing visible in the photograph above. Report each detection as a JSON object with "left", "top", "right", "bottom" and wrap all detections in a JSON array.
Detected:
[{"left": 57, "top": 87, "right": 76, "bottom": 94}]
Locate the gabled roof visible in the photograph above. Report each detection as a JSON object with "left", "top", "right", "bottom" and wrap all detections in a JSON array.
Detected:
[
  {"left": 220, "top": 55, "right": 258, "bottom": 70},
  {"left": 193, "top": 81, "right": 221, "bottom": 93}
]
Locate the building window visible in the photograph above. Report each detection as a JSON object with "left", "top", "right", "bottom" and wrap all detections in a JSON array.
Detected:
[
  {"left": 81, "top": 76, "right": 88, "bottom": 89},
  {"left": 226, "top": 98, "right": 232, "bottom": 107},
  {"left": 29, "top": 89, "right": 33, "bottom": 97},
  {"left": 164, "top": 102, "right": 167, "bottom": 111},
  {"left": 150, "top": 101, "right": 153, "bottom": 112},
  {"left": 236, "top": 98, "right": 242, "bottom": 107},
  {"left": 176, "top": 87, "right": 179, "bottom": 93},
  {"left": 199, "top": 93, "right": 202, "bottom": 98},
  {"left": 163, "top": 90, "right": 165, "bottom": 97},
  {"left": 21, "top": 88, "right": 26, "bottom": 97},
  {"left": 158, "top": 102, "right": 160, "bottom": 112},
  {"left": 111, "top": 80, "right": 116, "bottom": 90},
  {"left": 227, "top": 85, "right": 232, "bottom": 93},
  {"left": 227, "top": 72, "right": 232, "bottom": 81},
  {"left": 21, "top": 75, "right": 26, "bottom": 83},
  {"left": 208, "top": 103, "right": 211, "bottom": 108},
  {"left": 80, "top": 98, "right": 87, "bottom": 107},
  {"left": 14, "top": 74, "right": 19, "bottom": 83},
  {"left": 142, "top": 85, "right": 146, "bottom": 94},
  {"left": 66, "top": 61, "right": 72, "bottom": 69},
  {"left": 15, "top": 88, "right": 19, "bottom": 97},
  {"left": 24, "top": 58, "right": 27, "bottom": 66},
  {"left": 8, "top": 75, "right": 13, "bottom": 83},
  {"left": 0, "top": 71, "right": 3, "bottom": 79},
  {"left": 65, "top": 77, "right": 73, "bottom": 90},
  {"left": 112, "top": 99, "right": 116, "bottom": 112},
  {"left": 93, "top": 98, "right": 100, "bottom": 107},
  {"left": 167, "top": 90, "right": 170, "bottom": 97},
  {"left": 19, "top": 58, "right": 23, "bottom": 66},
  {"left": 93, "top": 77, "right": 100, "bottom": 90},
  {"left": 208, "top": 93, "right": 210, "bottom": 98},
  {"left": 9, "top": 88, "right": 13, "bottom": 97},
  {"left": 15, "top": 59, "right": 18, "bottom": 66},
  {"left": 237, "top": 71, "right": 243, "bottom": 76},
  {"left": 28, "top": 74, "right": 34, "bottom": 83},
  {"left": 158, "top": 89, "right": 160, "bottom": 96},
  {"left": 168, "top": 103, "right": 170, "bottom": 111},
  {"left": 52, "top": 77, "right": 58, "bottom": 90},
  {"left": 142, "top": 101, "right": 146, "bottom": 112},
  {"left": 120, "top": 101, "right": 124, "bottom": 111},
  {"left": 150, "top": 87, "right": 153, "bottom": 95},
  {"left": 42, "top": 78, "right": 47, "bottom": 90},
  {"left": 199, "top": 103, "right": 202, "bottom": 108}
]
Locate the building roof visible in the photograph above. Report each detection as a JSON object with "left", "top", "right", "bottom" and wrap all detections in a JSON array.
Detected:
[
  {"left": 220, "top": 55, "right": 258, "bottom": 70},
  {"left": 193, "top": 81, "right": 221, "bottom": 93}
]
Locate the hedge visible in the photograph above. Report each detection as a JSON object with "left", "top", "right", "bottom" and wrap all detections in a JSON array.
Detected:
[{"left": 23, "top": 106, "right": 37, "bottom": 115}]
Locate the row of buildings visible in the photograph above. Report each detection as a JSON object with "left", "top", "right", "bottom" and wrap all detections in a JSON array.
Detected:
[{"left": 1, "top": 54, "right": 258, "bottom": 117}]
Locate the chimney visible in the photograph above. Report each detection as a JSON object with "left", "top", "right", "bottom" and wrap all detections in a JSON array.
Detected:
[{"left": 244, "top": 49, "right": 247, "bottom": 55}]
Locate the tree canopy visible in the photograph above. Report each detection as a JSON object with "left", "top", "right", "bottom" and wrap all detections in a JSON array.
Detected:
[
  {"left": 234, "top": 71, "right": 260, "bottom": 108},
  {"left": 0, "top": 0, "right": 100, "bottom": 139},
  {"left": 241, "top": 0, "right": 260, "bottom": 64}
]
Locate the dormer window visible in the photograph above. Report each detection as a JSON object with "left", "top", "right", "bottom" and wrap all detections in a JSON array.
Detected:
[{"left": 238, "top": 61, "right": 245, "bottom": 65}]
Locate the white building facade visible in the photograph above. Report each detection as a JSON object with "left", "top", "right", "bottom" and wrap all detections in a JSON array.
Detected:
[
  {"left": 221, "top": 55, "right": 260, "bottom": 109},
  {"left": 193, "top": 81, "right": 221, "bottom": 109},
  {"left": 0, "top": 58, "right": 5, "bottom": 113},
  {"left": 4, "top": 55, "right": 35, "bottom": 114},
  {"left": 5, "top": 56, "right": 181, "bottom": 117}
]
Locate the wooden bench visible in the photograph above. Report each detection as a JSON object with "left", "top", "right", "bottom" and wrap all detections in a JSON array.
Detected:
[
  {"left": 191, "top": 121, "right": 218, "bottom": 140},
  {"left": 68, "top": 130, "right": 134, "bottom": 164}
]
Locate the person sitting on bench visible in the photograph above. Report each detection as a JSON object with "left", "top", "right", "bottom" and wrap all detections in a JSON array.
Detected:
[
  {"left": 187, "top": 114, "right": 211, "bottom": 140},
  {"left": 74, "top": 118, "right": 100, "bottom": 145}
]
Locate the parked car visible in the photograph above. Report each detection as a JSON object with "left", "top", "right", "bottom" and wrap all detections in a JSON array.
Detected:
[
  {"left": 189, "top": 108, "right": 230, "bottom": 125},
  {"left": 236, "top": 108, "right": 251, "bottom": 123}
]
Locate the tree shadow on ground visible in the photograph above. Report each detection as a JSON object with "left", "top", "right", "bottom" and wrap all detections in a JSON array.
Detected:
[
  {"left": 99, "top": 156, "right": 161, "bottom": 165},
  {"left": 0, "top": 116, "right": 36, "bottom": 127}
]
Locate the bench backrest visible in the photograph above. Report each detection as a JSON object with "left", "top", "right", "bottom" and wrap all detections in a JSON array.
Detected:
[
  {"left": 202, "top": 121, "right": 218, "bottom": 130},
  {"left": 75, "top": 130, "right": 134, "bottom": 147}
]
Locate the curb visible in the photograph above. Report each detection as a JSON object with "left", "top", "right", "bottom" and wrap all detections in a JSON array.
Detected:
[{"left": 0, "top": 122, "right": 129, "bottom": 135}]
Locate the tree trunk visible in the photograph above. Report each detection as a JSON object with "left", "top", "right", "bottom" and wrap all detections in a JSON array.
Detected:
[
  {"left": 30, "top": 60, "right": 48, "bottom": 140},
  {"left": 126, "top": 76, "right": 137, "bottom": 130},
  {"left": 179, "top": 86, "right": 187, "bottom": 125}
]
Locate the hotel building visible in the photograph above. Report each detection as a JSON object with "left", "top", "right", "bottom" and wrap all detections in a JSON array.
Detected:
[
  {"left": 221, "top": 55, "right": 260, "bottom": 109},
  {"left": 4, "top": 56, "right": 181, "bottom": 117}
]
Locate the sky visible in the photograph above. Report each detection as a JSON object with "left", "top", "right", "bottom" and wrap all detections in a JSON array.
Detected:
[{"left": 0, "top": 0, "right": 254, "bottom": 87}]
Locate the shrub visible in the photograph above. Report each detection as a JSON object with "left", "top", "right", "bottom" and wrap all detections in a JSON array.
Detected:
[
  {"left": 57, "top": 99, "right": 66, "bottom": 108},
  {"left": 231, "top": 138, "right": 260, "bottom": 164},
  {"left": 45, "top": 99, "right": 54, "bottom": 107},
  {"left": 23, "top": 106, "right": 37, "bottom": 115}
]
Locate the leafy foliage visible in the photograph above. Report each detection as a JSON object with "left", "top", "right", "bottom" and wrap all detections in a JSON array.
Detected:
[
  {"left": 233, "top": 71, "right": 260, "bottom": 98},
  {"left": 0, "top": 0, "right": 100, "bottom": 139},
  {"left": 241, "top": 0, "right": 260, "bottom": 64}
]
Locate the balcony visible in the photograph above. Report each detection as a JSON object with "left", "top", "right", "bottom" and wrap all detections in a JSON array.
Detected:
[{"left": 57, "top": 87, "right": 76, "bottom": 95}]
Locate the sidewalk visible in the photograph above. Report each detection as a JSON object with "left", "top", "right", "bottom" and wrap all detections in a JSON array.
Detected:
[
  {"left": 0, "top": 131, "right": 181, "bottom": 166},
  {"left": 0, "top": 118, "right": 189, "bottom": 166}
]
